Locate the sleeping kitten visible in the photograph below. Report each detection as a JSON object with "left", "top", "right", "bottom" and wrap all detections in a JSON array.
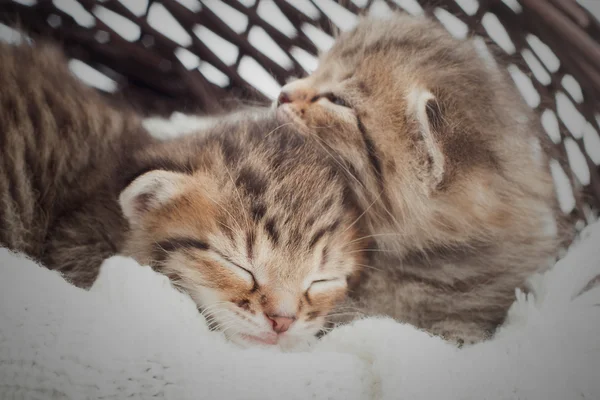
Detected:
[
  {"left": 275, "top": 14, "right": 568, "bottom": 343},
  {"left": 0, "top": 41, "right": 369, "bottom": 349},
  {"left": 120, "top": 113, "right": 371, "bottom": 349},
  {"left": 0, "top": 40, "right": 153, "bottom": 287}
]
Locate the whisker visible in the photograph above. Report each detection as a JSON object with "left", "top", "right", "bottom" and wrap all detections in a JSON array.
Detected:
[
  {"left": 201, "top": 305, "right": 229, "bottom": 315},
  {"left": 354, "top": 263, "right": 385, "bottom": 272},
  {"left": 340, "top": 188, "right": 385, "bottom": 238},
  {"left": 326, "top": 310, "right": 365, "bottom": 317},
  {"left": 199, "top": 302, "right": 231, "bottom": 317},
  {"left": 264, "top": 122, "right": 295, "bottom": 139},
  {"left": 221, "top": 322, "right": 247, "bottom": 337},
  {"left": 330, "top": 305, "right": 366, "bottom": 313},
  {"left": 222, "top": 160, "right": 251, "bottom": 232},
  {"left": 222, "top": 98, "right": 270, "bottom": 107},
  {"left": 202, "top": 190, "right": 244, "bottom": 234},
  {"left": 318, "top": 326, "right": 335, "bottom": 334},
  {"left": 310, "top": 133, "right": 367, "bottom": 191},
  {"left": 346, "top": 248, "right": 395, "bottom": 254},
  {"left": 345, "top": 232, "right": 406, "bottom": 246},
  {"left": 311, "top": 126, "right": 406, "bottom": 235},
  {"left": 218, "top": 221, "right": 237, "bottom": 235},
  {"left": 201, "top": 309, "right": 232, "bottom": 320}
]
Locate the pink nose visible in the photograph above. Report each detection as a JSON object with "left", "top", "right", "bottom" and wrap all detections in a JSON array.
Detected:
[
  {"left": 277, "top": 91, "right": 291, "bottom": 106},
  {"left": 266, "top": 314, "right": 295, "bottom": 334}
]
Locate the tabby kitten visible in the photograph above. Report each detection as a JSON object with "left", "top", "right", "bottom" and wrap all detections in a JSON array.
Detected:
[
  {"left": 0, "top": 40, "right": 152, "bottom": 287},
  {"left": 0, "top": 41, "right": 369, "bottom": 349},
  {"left": 275, "top": 14, "right": 567, "bottom": 343}
]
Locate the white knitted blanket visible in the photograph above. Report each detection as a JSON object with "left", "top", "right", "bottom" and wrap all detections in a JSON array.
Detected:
[{"left": 1, "top": 221, "right": 599, "bottom": 400}]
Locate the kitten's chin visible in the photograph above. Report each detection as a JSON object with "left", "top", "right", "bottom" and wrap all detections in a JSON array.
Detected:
[
  {"left": 227, "top": 332, "right": 317, "bottom": 351},
  {"left": 227, "top": 332, "right": 278, "bottom": 349},
  {"left": 240, "top": 333, "right": 278, "bottom": 346}
]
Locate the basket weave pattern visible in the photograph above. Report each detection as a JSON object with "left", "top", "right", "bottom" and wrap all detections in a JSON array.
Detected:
[{"left": 1, "top": 0, "right": 599, "bottom": 225}]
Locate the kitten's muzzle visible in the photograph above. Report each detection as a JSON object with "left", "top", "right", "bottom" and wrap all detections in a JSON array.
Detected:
[
  {"left": 266, "top": 313, "right": 296, "bottom": 334},
  {"left": 277, "top": 91, "right": 291, "bottom": 106},
  {"left": 277, "top": 79, "right": 318, "bottom": 108}
]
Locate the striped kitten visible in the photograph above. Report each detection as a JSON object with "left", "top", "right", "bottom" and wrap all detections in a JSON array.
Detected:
[
  {"left": 275, "top": 14, "right": 568, "bottom": 343},
  {"left": 0, "top": 41, "right": 370, "bottom": 349},
  {"left": 0, "top": 41, "right": 152, "bottom": 288}
]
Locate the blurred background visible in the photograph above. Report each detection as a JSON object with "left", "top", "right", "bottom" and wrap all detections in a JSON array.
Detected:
[{"left": 1, "top": 0, "right": 600, "bottom": 232}]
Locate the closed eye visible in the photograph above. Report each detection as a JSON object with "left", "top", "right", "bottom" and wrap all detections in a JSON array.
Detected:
[
  {"left": 323, "top": 93, "right": 351, "bottom": 108},
  {"left": 157, "top": 237, "right": 258, "bottom": 291},
  {"left": 219, "top": 256, "right": 258, "bottom": 291},
  {"left": 307, "top": 278, "right": 343, "bottom": 292},
  {"left": 311, "top": 279, "right": 335, "bottom": 285}
]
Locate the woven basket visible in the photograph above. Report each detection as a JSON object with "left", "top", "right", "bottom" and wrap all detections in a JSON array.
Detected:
[{"left": 1, "top": 0, "right": 599, "bottom": 231}]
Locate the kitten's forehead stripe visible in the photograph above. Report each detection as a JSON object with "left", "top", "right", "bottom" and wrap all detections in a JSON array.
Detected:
[
  {"left": 264, "top": 218, "right": 279, "bottom": 245},
  {"left": 250, "top": 202, "right": 267, "bottom": 222},
  {"left": 356, "top": 117, "right": 382, "bottom": 179},
  {"left": 236, "top": 166, "right": 268, "bottom": 197},
  {"left": 290, "top": 227, "right": 303, "bottom": 248},
  {"left": 322, "top": 197, "right": 334, "bottom": 212},
  {"left": 220, "top": 223, "right": 235, "bottom": 241},
  {"left": 246, "top": 230, "right": 254, "bottom": 261},
  {"left": 308, "top": 220, "right": 341, "bottom": 250},
  {"left": 320, "top": 246, "right": 329, "bottom": 270}
]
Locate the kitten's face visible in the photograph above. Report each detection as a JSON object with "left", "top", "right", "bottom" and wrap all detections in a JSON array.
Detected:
[
  {"left": 273, "top": 15, "right": 519, "bottom": 251},
  {"left": 273, "top": 17, "right": 435, "bottom": 211},
  {"left": 119, "top": 122, "right": 368, "bottom": 349},
  {"left": 274, "top": 17, "right": 419, "bottom": 149},
  {"left": 274, "top": 14, "right": 500, "bottom": 170}
]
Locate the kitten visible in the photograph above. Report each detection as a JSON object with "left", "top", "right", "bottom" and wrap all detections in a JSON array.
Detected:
[
  {"left": 0, "top": 41, "right": 370, "bottom": 349},
  {"left": 0, "top": 40, "right": 153, "bottom": 288},
  {"left": 120, "top": 114, "right": 370, "bottom": 348},
  {"left": 274, "top": 14, "right": 568, "bottom": 343}
]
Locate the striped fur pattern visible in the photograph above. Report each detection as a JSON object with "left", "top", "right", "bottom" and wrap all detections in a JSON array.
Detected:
[
  {"left": 119, "top": 113, "right": 370, "bottom": 348},
  {"left": 0, "top": 41, "right": 152, "bottom": 288},
  {"left": 275, "top": 14, "right": 570, "bottom": 343},
  {"left": 0, "top": 40, "right": 370, "bottom": 348}
]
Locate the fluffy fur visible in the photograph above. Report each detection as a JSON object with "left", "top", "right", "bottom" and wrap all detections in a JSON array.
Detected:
[
  {"left": 120, "top": 114, "right": 371, "bottom": 348},
  {"left": 0, "top": 13, "right": 573, "bottom": 347},
  {"left": 0, "top": 40, "right": 370, "bottom": 348},
  {"left": 0, "top": 41, "right": 153, "bottom": 287},
  {"left": 275, "top": 14, "right": 571, "bottom": 342}
]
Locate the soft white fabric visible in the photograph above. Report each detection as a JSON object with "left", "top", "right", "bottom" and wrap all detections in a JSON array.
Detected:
[{"left": 1, "top": 222, "right": 599, "bottom": 400}]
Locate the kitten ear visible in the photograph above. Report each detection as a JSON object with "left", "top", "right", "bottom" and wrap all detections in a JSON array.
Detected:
[
  {"left": 406, "top": 87, "right": 446, "bottom": 192},
  {"left": 119, "top": 170, "right": 189, "bottom": 226}
]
